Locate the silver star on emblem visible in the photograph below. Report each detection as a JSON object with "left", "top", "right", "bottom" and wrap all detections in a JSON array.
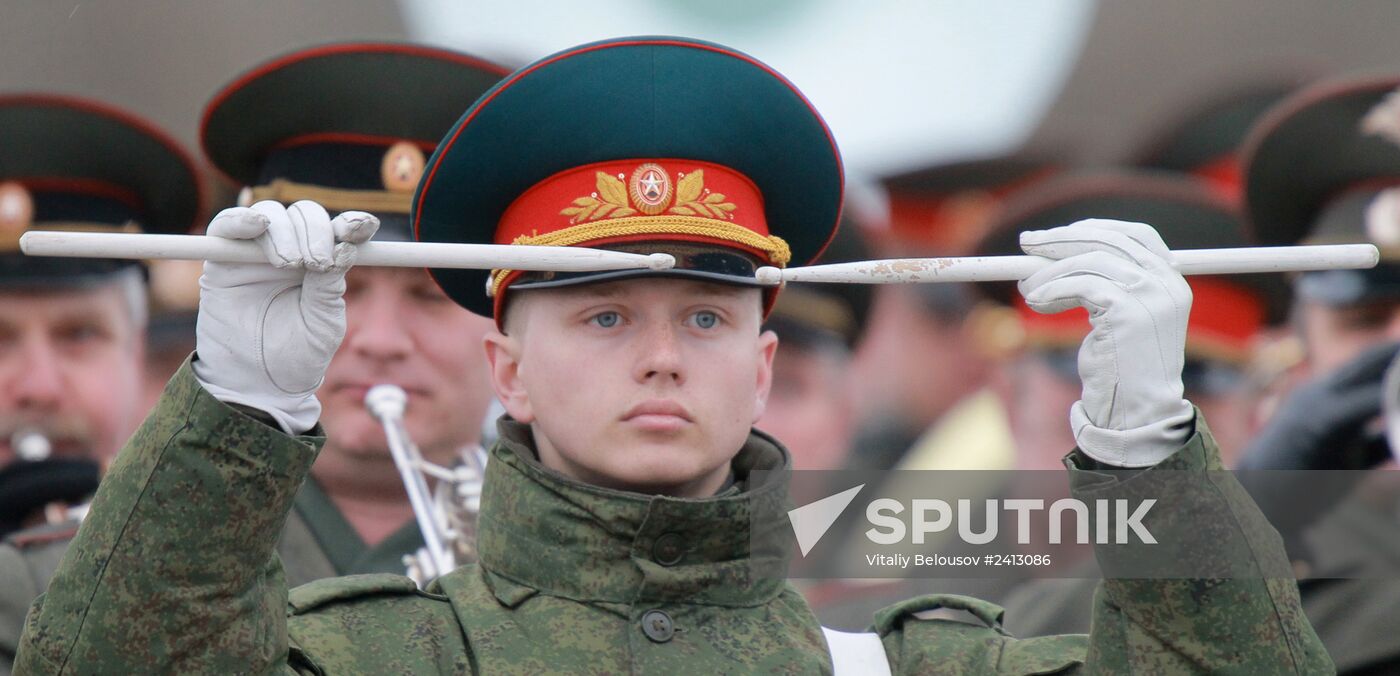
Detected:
[{"left": 640, "top": 172, "right": 663, "bottom": 199}]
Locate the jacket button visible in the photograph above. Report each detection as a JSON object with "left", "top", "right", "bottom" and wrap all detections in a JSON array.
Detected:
[
  {"left": 653, "top": 532, "right": 685, "bottom": 566},
  {"left": 641, "top": 609, "right": 675, "bottom": 643}
]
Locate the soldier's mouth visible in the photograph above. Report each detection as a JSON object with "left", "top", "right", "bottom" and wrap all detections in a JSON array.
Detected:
[{"left": 622, "top": 400, "right": 693, "bottom": 432}]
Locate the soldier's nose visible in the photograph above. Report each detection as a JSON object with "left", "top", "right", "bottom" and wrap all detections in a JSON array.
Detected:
[{"left": 635, "top": 321, "right": 685, "bottom": 385}]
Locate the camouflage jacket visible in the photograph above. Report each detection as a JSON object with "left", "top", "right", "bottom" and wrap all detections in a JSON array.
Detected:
[
  {"left": 15, "top": 362, "right": 1331, "bottom": 674},
  {"left": 0, "top": 451, "right": 425, "bottom": 676},
  {"left": 1001, "top": 474, "right": 1400, "bottom": 675}
]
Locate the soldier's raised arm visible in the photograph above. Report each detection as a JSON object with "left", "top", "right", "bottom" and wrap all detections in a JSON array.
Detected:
[
  {"left": 878, "top": 219, "right": 1333, "bottom": 673},
  {"left": 15, "top": 201, "right": 378, "bottom": 674}
]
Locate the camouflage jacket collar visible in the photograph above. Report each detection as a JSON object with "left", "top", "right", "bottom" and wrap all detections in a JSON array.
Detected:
[{"left": 474, "top": 419, "right": 795, "bottom": 606}]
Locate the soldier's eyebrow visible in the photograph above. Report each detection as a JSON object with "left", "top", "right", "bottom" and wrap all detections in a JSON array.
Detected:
[
  {"left": 571, "top": 285, "right": 627, "bottom": 299},
  {"left": 690, "top": 283, "right": 747, "bottom": 298}
]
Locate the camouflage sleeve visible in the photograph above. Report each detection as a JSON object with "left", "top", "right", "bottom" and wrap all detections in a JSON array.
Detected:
[
  {"left": 13, "top": 359, "right": 324, "bottom": 674},
  {"left": 877, "top": 412, "right": 1333, "bottom": 674},
  {"left": 1068, "top": 413, "right": 1334, "bottom": 674},
  {"left": 874, "top": 593, "right": 1090, "bottom": 674}
]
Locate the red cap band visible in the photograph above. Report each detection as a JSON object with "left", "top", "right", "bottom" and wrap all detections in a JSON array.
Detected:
[
  {"left": 1015, "top": 276, "right": 1264, "bottom": 363},
  {"left": 489, "top": 158, "right": 789, "bottom": 316}
]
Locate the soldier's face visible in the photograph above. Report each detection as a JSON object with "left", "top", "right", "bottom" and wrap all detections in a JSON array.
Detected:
[
  {"left": 487, "top": 278, "right": 777, "bottom": 497},
  {"left": 318, "top": 267, "right": 495, "bottom": 467},
  {"left": 0, "top": 284, "right": 144, "bottom": 464}
]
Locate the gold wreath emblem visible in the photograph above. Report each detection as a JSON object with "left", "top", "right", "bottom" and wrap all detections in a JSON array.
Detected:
[
  {"left": 666, "top": 170, "right": 736, "bottom": 220},
  {"left": 559, "top": 165, "right": 739, "bottom": 223},
  {"left": 560, "top": 172, "right": 640, "bottom": 223}
]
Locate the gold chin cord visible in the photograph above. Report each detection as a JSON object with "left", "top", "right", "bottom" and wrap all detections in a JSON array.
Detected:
[{"left": 364, "top": 385, "right": 487, "bottom": 587}]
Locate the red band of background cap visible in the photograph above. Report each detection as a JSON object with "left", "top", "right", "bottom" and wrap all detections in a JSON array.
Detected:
[
  {"left": 1191, "top": 154, "right": 1243, "bottom": 205},
  {"left": 11, "top": 177, "right": 145, "bottom": 212},
  {"left": 886, "top": 167, "right": 1058, "bottom": 253},
  {"left": 1015, "top": 276, "right": 1264, "bottom": 362},
  {"left": 270, "top": 132, "right": 437, "bottom": 153}
]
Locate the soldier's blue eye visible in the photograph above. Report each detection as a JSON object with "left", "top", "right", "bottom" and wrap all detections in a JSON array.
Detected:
[
  {"left": 592, "top": 311, "right": 620, "bottom": 328},
  {"left": 692, "top": 311, "right": 719, "bottom": 329}
]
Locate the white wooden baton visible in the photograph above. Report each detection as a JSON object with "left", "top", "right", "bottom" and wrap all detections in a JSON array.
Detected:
[
  {"left": 19, "top": 231, "right": 676, "bottom": 272},
  {"left": 753, "top": 244, "right": 1380, "bottom": 286}
]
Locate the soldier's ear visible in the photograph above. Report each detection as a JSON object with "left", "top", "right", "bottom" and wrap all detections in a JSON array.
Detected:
[
  {"left": 484, "top": 329, "right": 534, "bottom": 423},
  {"left": 751, "top": 329, "right": 779, "bottom": 423}
]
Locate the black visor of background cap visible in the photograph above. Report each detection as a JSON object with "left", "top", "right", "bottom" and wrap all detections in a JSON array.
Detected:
[
  {"left": 201, "top": 43, "right": 510, "bottom": 241},
  {"left": 1129, "top": 83, "right": 1298, "bottom": 177},
  {"left": 1241, "top": 74, "right": 1400, "bottom": 306},
  {"left": 971, "top": 170, "right": 1288, "bottom": 372},
  {"left": 878, "top": 155, "right": 1060, "bottom": 256},
  {"left": 0, "top": 95, "right": 201, "bottom": 287},
  {"left": 874, "top": 154, "right": 1060, "bottom": 323},
  {"left": 764, "top": 212, "right": 873, "bottom": 351},
  {"left": 412, "top": 36, "right": 844, "bottom": 318}
]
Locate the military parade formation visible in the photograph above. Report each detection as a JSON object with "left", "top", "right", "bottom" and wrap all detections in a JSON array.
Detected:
[{"left": 2, "top": 22, "right": 1400, "bottom": 676}]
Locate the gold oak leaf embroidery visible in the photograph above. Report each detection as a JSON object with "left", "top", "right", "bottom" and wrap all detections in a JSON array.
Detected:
[
  {"left": 560, "top": 172, "right": 639, "bottom": 223},
  {"left": 667, "top": 170, "right": 737, "bottom": 219}
]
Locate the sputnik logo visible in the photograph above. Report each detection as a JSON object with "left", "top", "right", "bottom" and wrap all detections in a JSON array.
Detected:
[{"left": 787, "top": 484, "right": 864, "bottom": 557}]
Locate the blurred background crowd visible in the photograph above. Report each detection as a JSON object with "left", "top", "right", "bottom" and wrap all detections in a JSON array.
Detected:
[{"left": 5, "top": 1, "right": 1400, "bottom": 673}]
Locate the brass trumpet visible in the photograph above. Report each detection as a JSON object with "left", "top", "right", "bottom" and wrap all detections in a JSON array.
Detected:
[{"left": 365, "top": 385, "right": 487, "bottom": 586}]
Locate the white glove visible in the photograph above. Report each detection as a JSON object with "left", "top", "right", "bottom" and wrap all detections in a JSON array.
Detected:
[
  {"left": 192, "top": 200, "right": 378, "bottom": 435},
  {"left": 1017, "top": 219, "right": 1196, "bottom": 467}
]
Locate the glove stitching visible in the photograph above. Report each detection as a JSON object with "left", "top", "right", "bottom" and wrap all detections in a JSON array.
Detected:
[{"left": 258, "top": 282, "right": 320, "bottom": 396}]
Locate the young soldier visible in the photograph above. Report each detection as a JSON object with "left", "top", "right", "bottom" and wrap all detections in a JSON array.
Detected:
[
  {"left": 16, "top": 37, "right": 1327, "bottom": 673},
  {"left": 199, "top": 43, "right": 509, "bottom": 584},
  {"left": 0, "top": 95, "right": 201, "bottom": 675}
]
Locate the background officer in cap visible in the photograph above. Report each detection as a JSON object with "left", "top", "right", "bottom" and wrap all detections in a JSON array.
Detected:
[
  {"left": 199, "top": 43, "right": 508, "bottom": 584},
  {"left": 755, "top": 217, "right": 872, "bottom": 471},
  {"left": 1127, "top": 82, "right": 1296, "bottom": 204},
  {"left": 1226, "top": 74, "right": 1400, "bottom": 676},
  {"left": 848, "top": 156, "right": 1057, "bottom": 473},
  {"left": 0, "top": 95, "right": 201, "bottom": 675},
  {"left": 17, "top": 37, "right": 1327, "bottom": 674}
]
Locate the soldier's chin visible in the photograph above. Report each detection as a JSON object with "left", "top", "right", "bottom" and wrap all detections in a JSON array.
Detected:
[{"left": 602, "top": 445, "right": 720, "bottom": 491}]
